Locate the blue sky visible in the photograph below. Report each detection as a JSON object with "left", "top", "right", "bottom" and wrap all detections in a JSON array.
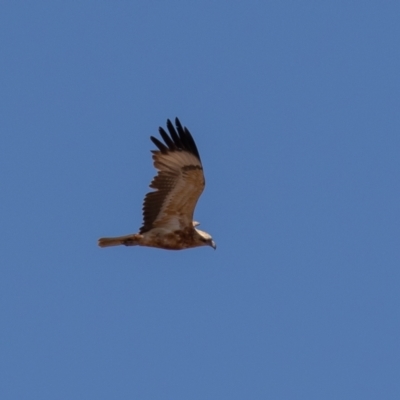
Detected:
[{"left": 1, "top": 2, "right": 399, "bottom": 399}]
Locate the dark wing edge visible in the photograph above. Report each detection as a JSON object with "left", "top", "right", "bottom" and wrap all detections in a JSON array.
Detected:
[
  {"left": 140, "top": 171, "right": 177, "bottom": 233},
  {"left": 150, "top": 118, "right": 201, "bottom": 162}
]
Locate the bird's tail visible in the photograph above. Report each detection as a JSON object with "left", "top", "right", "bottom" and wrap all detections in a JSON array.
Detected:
[{"left": 98, "top": 234, "right": 140, "bottom": 248}]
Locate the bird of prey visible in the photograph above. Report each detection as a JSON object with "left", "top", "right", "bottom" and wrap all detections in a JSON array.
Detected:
[{"left": 98, "top": 118, "right": 216, "bottom": 250}]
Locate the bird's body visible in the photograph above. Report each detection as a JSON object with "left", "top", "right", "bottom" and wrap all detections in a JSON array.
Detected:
[
  {"left": 98, "top": 226, "right": 212, "bottom": 250},
  {"left": 98, "top": 118, "right": 216, "bottom": 251}
]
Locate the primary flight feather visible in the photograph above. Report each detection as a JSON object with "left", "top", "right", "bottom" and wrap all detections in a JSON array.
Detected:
[{"left": 98, "top": 118, "right": 216, "bottom": 250}]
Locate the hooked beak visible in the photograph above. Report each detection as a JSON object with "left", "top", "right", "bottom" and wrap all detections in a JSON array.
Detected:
[{"left": 210, "top": 240, "right": 217, "bottom": 250}]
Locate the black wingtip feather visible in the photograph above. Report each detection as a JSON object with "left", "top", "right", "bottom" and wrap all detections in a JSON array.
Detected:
[
  {"left": 175, "top": 118, "right": 190, "bottom": 149},
  {"left": 150, "top": 136, "right": 168, "bottom": 153},
  {"left": 166, "top": 119, "right": 181, "bottom": 147},
  {"left": 158, "top": 127, "right": 176, "bottom": 150},
  {"left": 183, "top": 127, "right": 200, "bottom": 160},
  {"left": 152, "top": 118, "right": 201, "bottom": 161}
]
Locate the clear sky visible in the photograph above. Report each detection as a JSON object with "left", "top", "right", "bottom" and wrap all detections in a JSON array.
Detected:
[{"left": 1, "top": 2, "right": 399, "bottom": 399}]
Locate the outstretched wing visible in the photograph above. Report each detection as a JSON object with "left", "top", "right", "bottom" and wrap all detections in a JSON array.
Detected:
[{"left": 139, "top": 118, "right": 205, "bottom": 234}]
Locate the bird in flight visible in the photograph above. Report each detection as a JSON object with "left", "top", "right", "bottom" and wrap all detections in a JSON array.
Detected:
[{"left": 98, "top": 118, "right": 216, "bottom": 250}]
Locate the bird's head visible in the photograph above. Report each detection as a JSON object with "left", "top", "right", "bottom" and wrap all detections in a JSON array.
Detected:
[{"left": 195, "top": 228, "right": 216, "bottom": 250}]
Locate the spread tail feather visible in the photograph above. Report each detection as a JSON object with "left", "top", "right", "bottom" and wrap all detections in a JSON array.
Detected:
[{"left": 98, "top": 234, "right": 139, "bottom": 248}]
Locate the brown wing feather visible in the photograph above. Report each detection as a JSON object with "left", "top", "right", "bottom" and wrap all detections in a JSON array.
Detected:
[{"left": 139, "top": 118, "right": 205, "bottom": 234}]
